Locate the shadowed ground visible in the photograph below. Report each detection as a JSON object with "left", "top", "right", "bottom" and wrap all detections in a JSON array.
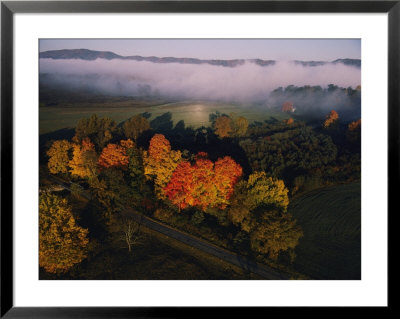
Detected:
[{"left": 288, "top": 182, "right": 361, "bottom": 280}]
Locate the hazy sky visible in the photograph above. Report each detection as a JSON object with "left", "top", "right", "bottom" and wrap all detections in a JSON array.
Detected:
[{"left": 39, "top": 39, "right": 360, "bottom": 61}]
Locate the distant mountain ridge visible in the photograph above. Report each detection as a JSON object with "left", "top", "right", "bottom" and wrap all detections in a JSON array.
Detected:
[{"left": 39, "top": 49, "right": 361, "bottom": 68}]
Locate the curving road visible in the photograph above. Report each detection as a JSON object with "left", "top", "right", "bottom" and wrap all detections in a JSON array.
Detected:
[{"left": 46, "top": 175, "right": 288, "bottom": 280}]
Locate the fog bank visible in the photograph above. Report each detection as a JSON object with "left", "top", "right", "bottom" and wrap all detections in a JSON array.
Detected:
[{"left": 40, "top": 58, "right": 361, "bottom": 103}]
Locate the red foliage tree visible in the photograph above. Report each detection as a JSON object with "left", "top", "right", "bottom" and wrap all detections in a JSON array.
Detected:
[
  {"left": 164, "top": 152, "right": 242, "bottom": 211},
  {"left": 163, "top": 161, "right": 195, "bottom": 211}
]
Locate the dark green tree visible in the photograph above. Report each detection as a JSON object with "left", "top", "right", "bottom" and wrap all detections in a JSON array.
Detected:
[
  {"left": 123, "top": 114, "right": 151, "bottom": 141},
  {"left": 74, "top": 114, "right": 118, "bottom": 150}
]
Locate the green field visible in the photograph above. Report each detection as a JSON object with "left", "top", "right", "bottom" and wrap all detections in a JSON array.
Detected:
[
  {"left": 39, "top": 100, "right": 290, "bottom": 135},
  {"left": 288, "top": 182, "right": 361, "bottom": 279}
]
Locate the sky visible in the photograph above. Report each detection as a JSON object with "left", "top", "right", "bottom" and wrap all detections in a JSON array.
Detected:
[{"left": 39, "top": 39, "right": 361, "bottom": 61}]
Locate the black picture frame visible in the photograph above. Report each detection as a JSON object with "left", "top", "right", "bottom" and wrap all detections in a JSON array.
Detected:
[{"left": 1, "top": 1, "right": 395, "bottom": 317}]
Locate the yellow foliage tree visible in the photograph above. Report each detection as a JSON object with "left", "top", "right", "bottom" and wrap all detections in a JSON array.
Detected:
[
  {"left": 39, "top": 193, "right": 89, "bottom": 273},
  {"left": 143, "top": 134, "right": 182, "bottom": 199},
  {"left": 47, "top": 140, "right": 73, "bottom": 174},
  {"left": 246, "top": 171, "right": 289, "bottom": 212},
  {"left": 249, "top": 211, "right": 303, "bottom": 260},
  {"left": 227, "top": 171, "right": 302, "bottom": 260},
  {"left": 69, "top": 138, "right": 97, "bottom": 178},
  {"left": 233, "top": 116, "right": 249, "bottom": 137}
]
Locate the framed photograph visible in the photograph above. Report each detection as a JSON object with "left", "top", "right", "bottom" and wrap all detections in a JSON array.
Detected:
[{"left": 1, "top": 0, "right": 395, "bottom": 316}]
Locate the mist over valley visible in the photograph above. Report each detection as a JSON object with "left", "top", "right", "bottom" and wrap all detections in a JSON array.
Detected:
[{"left": 40, "top": 49, "right": 361, "bottom": 127}]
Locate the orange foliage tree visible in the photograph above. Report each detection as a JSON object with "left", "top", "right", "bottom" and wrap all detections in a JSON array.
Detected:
[
  {"left": 164, "top": 152, "right": 242, "bottom": 211},
  {"left": 39, "top": 193, "right": 89, "bottom": 273},
  {"left": 348, "top": 119, "right": 361, "bottom": 131},
  {"left": 347, "top": 119, "right": 361, "bottom": 143},
  {"left": 213, "top": 116, "right": 233, "bottom": 138},
  {"left": 143, "top": 134, "right": 182, "bottom": 199},
  {"left": 213, "top": 156, "right": 243, "bottom": 208},
  {"left": 323, "top": 110, "right": 339, "bottom": 128},
  {"left": 284, "top": 118, "right": 294, "bottom": 125},
  {"left": 98, "top": 139, "right": 135, "bottom": 170}
]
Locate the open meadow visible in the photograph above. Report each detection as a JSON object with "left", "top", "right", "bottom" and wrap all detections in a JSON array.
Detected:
[{"left": 39, "top": 100, "right": 290, "bottom": 135}]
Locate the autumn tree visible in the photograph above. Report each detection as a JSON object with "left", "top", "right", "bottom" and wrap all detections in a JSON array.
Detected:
[
  {"left": 284, "top": 118, "right": 294, "bottom": 125},
  {"left": 123, "top": 114, "right": 151, "bottom": 140},
  {"left": 348, "top": 119, "right": 361, "bottom": 131},
  {"left": 347, "top": 119, "right": 361, "bottom": 143},
  {"left": 163, "top": 161, "right": 194, "bottom": 211},
  {"left": 245, "top": 171, "right": 289, "bottom": 212},
  {"left": 189, "top": 155, "right": 216, "bottom": 211},
  {"left": 323, "top": 110, "right": 339, "bottom": 128},
  {"left": 227, "top": 172, "right": 302, "bottom": 260},
  {"left": 227, "top": 172, "right": 289, "bottom": 231},
  {"left": 233, "top": 116, "right": 249, "bottom": 137},
  {"left": 164, "top": 152, "right": 242, "bottom": 212},
  {"left": 98, "top": 139, "right": 134, "bottom": 170},
  {"left": 209, "top": 111, "right": 223, "bottom": 126},
  {"left": 249, "top": 210, "right": 303, "bottom": 260},
  {"left": 74, "top": 114, "right": 118, "bottom": 150},
  {"left": 143, "top": 134, "right": 182, "bottom": 199},
  {"left": 46, "top": 140, "right": 73, "bottom": 174},
  {"left": 213, "top": 156, "right": 243, "bottom": 208},
  {"left": 213, "top": 116, "right": 233, "bottom": 138},
  {"left": 69, "top": 138, "right": 98, "bottom": 179},
  {"left": 282, "top": 101, "right": 294, "bottom": 113},
  {"left": 39, "top": 193, "right": 89, "bottom": 273}
]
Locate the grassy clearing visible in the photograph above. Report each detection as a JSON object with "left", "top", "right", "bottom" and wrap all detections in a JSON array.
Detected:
[
  {"left": 39, "top": 100, "right": 290, "bottom": 134},
  {"left": 288, "top": 182, "right": 361, "bottom": 279}
]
